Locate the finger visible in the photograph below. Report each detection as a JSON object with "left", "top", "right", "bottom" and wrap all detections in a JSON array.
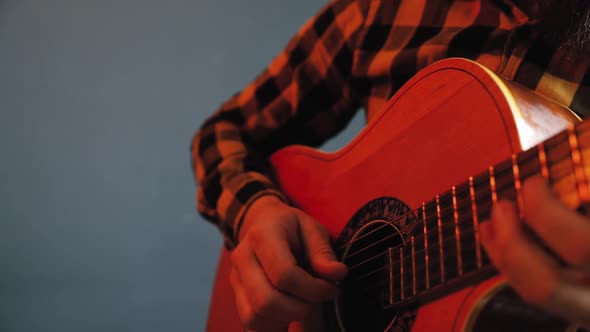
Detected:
[
  {"left": 234, "top": 246, "right": 311, "bottom": 321},
  {"left": 480, "top": 201, "right": 560, "bottom": 305},
  {"left": 298, "top": 213, "right": 348, "bottom": 281},
  {"left": 252, "top": 227, "right": 339, "bottom": 302},
  {"left": 231, "top": 265, "right": 292, "bottom": 332},
  {"left": 230, "top": 268, "right": 257, "bottom": 330},
  {"left": 522, "top": 176, "right": 590, "bottom": 269}
]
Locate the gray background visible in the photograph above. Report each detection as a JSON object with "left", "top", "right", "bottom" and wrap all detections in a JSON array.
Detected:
[{"left": 0, "top": 0, "right": 363, "bottom": 331}]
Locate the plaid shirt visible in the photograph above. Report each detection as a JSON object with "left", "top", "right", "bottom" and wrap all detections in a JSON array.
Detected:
[{"left": 192, "top": 0, "right": 590, "bottom": 248}]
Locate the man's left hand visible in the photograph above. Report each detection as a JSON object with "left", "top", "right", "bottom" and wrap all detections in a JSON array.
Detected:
[{"left": 480, "top": 176, "right": 590, "bottom": 328}]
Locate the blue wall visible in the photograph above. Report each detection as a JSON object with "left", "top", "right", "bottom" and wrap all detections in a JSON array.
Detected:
[{"left": 0, "top": 0, "right": 363, "bottom": 330}]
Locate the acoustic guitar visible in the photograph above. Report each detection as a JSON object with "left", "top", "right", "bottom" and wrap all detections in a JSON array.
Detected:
[{"left": 207, "top": 58, "right": 590, "bottom": 331}]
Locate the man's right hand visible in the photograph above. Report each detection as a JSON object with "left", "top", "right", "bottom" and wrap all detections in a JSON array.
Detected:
[{"left": 229, "top": 195, "right": 348, "bottom": 331}]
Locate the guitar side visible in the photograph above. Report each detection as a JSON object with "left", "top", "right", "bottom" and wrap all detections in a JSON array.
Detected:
[{"left": 207, "top": 58, "right": 579, "bottom": 332}]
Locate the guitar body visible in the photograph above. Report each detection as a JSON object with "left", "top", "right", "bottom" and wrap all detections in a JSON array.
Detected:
[{"left": 207, "top": 58, "right": 582, "bottom": 331}]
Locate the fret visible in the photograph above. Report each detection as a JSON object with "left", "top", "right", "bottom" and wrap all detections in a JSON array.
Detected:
[
  {"left": 442, "top": 191, "right": 458, "bottom": 281},
  {"left": 411, "top": 209, "right": 426, "bottom": 294},
  {"left": 512, "top": 154, "right": 524, "bottom": 219},
  {"left": 411, "top": 237, "right": 416, "bottom": 295},
  {"left": 452, "top": 186, "right": 463, "bottom": 276},
  {"left": 469, "top": 176, "right": 482, "bottom": 268},
  {"left": 402, "top": 242, "right": 414, "bottom": 298},
  {"left": 473, "top": 173, "right": 492, "bottom": 265},
  {"left": 454, "top": 183, "right": 474, "bottom": 222},
  {"left": 423, "top": 201, "right": 441, "bottom": 287},
  {"left": 576, "top": 121, "right": 590, "bottom": 193},
  {"left": 391, "top": 246, "right": 402, "bottom": 303},
  {"left": 518, "top": 146, "right": 542, "bottom": 180},
  {"left": 454, "top": 183, "right": 477, "bottom": 274},
  {"left": 546, "top": 131, "right": 573, "bottom": 179},
  {"left": 387, "top": 248, "right": 395, "bottom": 305},
  {"left": 436, "top": 196, "right": 445, "bottom": 283},
  {"left": 494, "top": 158, "right": 517, "bottom": 203},
  {"left": 489, "top": 166, "right": 497, "bottom": 204},
  {"left": 399, "top": 247, "right": 405, "bottom": 300},
  {"left": 546, "top": 131, "right": 579, "bottom": 209},
  {"left": 422, "top": 203, "right": 430, "bottom": 290},
  {"left": 568, "top": 125, "right": 589, "bottom": 202},
  {"left": 473, "top": 172, "right": 493, "bottom": 222},
  {"left": 538, "top": 142, "right": 550, "bottom": 179}
]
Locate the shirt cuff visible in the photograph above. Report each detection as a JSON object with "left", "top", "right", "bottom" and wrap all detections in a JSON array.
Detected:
[{"left": 219, "top": 173, "right": 289, "bottom": 249}]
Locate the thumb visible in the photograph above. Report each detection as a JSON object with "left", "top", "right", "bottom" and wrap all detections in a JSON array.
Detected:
[{"left": 298, "top": 214, "right": 348, "bottom": 281}]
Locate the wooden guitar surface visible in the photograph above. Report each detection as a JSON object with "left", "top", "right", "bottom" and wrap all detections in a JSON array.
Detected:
[{"left": 207, "top": 58, "right": 583, "bottom": 331}]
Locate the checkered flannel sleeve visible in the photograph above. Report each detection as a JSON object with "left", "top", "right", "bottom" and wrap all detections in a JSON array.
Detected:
[{"left": 191, "top": 0, "right": 368, "bottom": 248}]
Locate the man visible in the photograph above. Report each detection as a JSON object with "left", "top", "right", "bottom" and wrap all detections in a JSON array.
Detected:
[{"left": 192, "top": 0, "right": 590, "bottom": 330}]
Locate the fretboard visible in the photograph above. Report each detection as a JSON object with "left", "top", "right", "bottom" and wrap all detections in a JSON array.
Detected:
[{"left": 383, "top": 121, "right": 590, "bottom": 309}]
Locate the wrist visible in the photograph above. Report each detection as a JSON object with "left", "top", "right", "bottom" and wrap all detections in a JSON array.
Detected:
[{"left": 238, "top": 194, "right": 287, "bottom": 242}]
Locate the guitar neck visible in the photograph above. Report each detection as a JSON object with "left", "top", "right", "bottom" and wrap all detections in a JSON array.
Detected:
[{"left": 382, "top": 120, "right": 590, "bottom": 310}]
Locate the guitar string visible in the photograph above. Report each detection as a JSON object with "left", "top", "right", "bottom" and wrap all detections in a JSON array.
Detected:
[
  {"left": 350, "top": 231, "right": 482, "bottom": 281},
  {"left": 329, "top": 126, "right": 589, "bottom": 304},
  {"left": 327, "top": 131, "right": 589, "bottom": 305},
  {"left": 336, "top": 128, "right": 590, "bottom": 303},
  {"left": 349, "top": 255, "right": 489, "bottom": 300},
  {"left": 343, "top": 176, "right": 508, "bottom": 267},
  {"left": 340, "top": 153, "right": 577, "bottom": 264},
  {"left": 353, "top": 261, "right": 483, "bottom": 299},
  {"left": 348, "top": 244, "right": 491, "bottom": 299},
  {"left": 338, "top": 185, "right": 480, "bottom": 253},
  {"left": 348, "top": 226, "right": 484, "bottom": 281},
  {"left": 342, "top": 162, "right": 578, "bottom": 278},
  {"left": 345, "top": 201, "right": 488, "bottom": 269},
  {"left": 345, "top": 170, "right": 578, "bottom": 295},
  {"left": 346, "top": 166, "right": 584, "bottom": 296},
  {"left": 352, "top": 250, "right": 491, "bottom": 302},
  {"left": 336, "top": 132, "right": 575, "bottom": 253},
  {"left": 354, "top": 261, "right": 489, "bottom": 301},
  {"left": 344, "top": 198, "right": 484, "bottom": 262},
  {"left": 338, "top": 150, "right": 553, "bottom": 255}
]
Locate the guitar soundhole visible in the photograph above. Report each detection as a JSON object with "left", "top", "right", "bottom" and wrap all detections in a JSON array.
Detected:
[{"left": 336, "top": 220, "right": 402, "bottom": 331}]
